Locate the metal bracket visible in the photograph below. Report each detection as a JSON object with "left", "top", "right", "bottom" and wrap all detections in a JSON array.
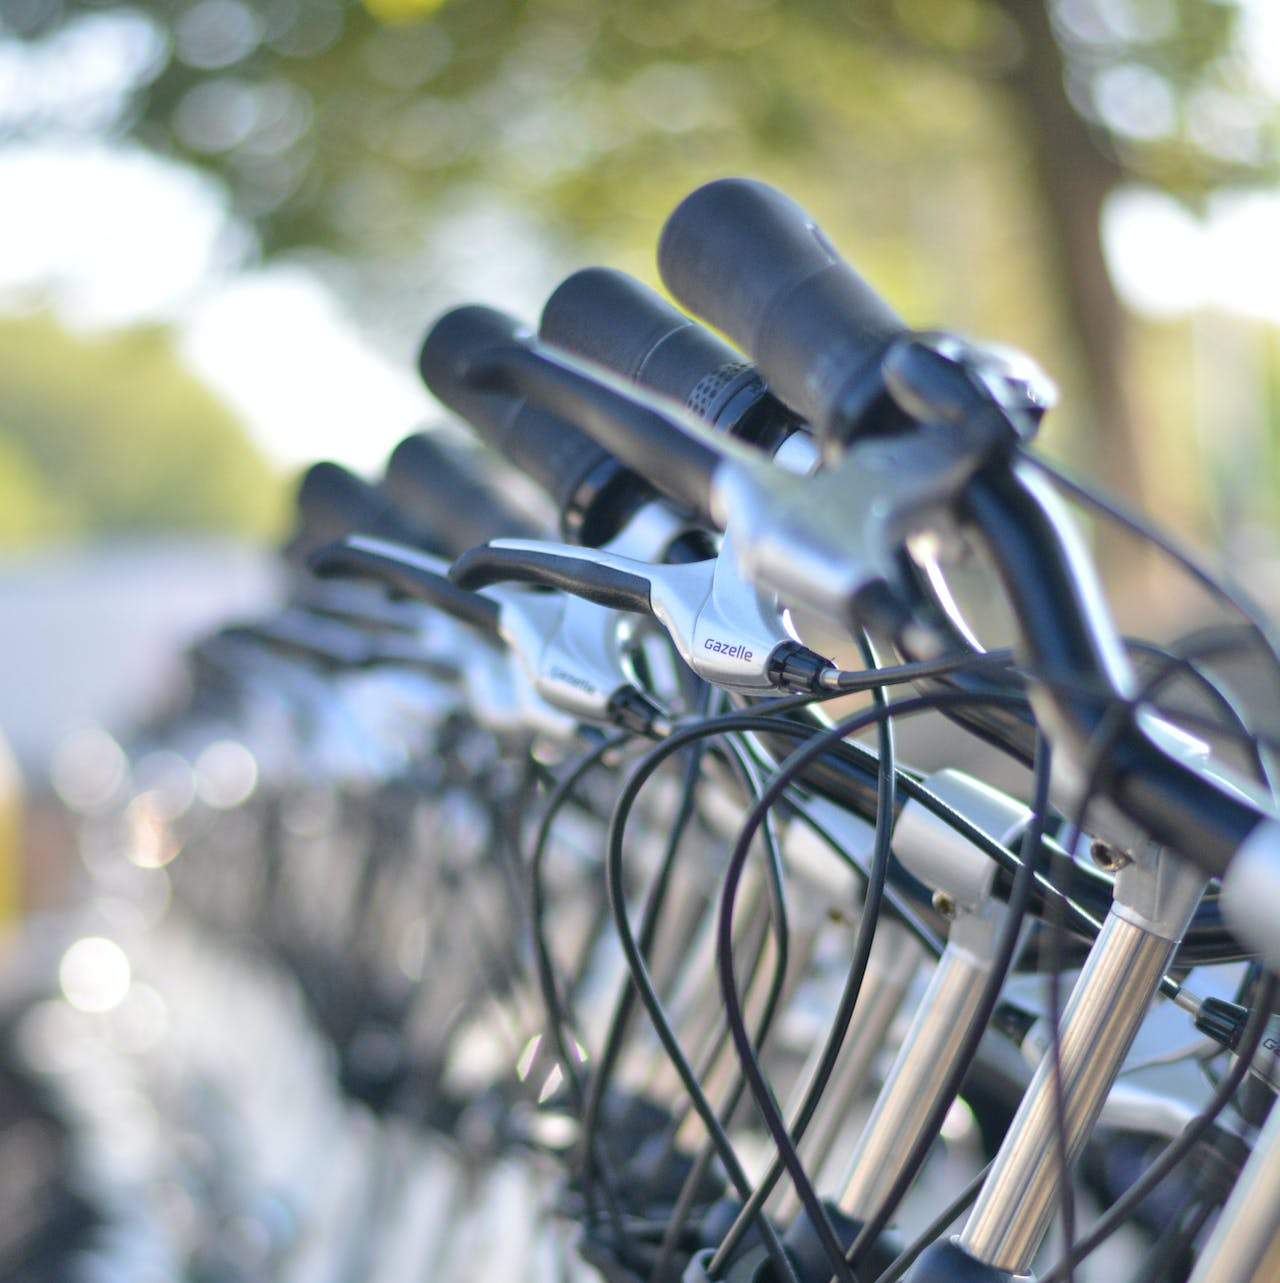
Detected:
[
  {"left": 1112, "top": 838, "right": 1209, "bottom": 942},
  {"left": 893, "top": 769, "right": 1030, "bottom": 915}
]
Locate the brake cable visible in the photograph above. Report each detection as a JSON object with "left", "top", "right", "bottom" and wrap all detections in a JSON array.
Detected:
[
  {"left": 552, "top": 644, "right": 1261, "bottom": 1274},
  {"left": 709, "top": 632, "right": 899, "bottom": 1277},
  {"left": 641, "top": 731, "right": 795, "bottom": 1174},
  {"left": 873, "top": 1160, "right": 995, "bottom": 1283},
  {"left": 575, "top": 694, "right": 717, "bottom": 1227},
  {"left": 1020, "top": 449, "right": 1280, "bottom": 685},
  {"left": 699, "top": 693, "right": 1048, "bottom": 1280},
  {"left": 529, "top": 730, "right": 636, "bottom": 1110},
  {"left": 603, "top": 716, "right": 805, "bottom": 1283}
]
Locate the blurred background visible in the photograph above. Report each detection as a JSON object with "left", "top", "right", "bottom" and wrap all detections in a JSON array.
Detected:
[
  {"left": 4, "top": 0, "right": 1280, "bottom": 893},
  {"left": 0, "top": 2, "right": 1277, "bottom": 1276}
]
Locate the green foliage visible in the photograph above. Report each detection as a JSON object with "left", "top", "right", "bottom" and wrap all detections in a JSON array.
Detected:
[
  {"left": 4, "top": 0, "right": 1271, "bottom": 265},
  {"left": 0, "top": 312, "right": 283, "bottom": 547},
  {"left": 3, "top": 0, "right": 1275, "bottom": 534}
]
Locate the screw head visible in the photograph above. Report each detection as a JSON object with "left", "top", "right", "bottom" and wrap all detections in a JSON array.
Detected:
[
  {"left": 1090, "top": 840, "right": 1131, "bottom": 873},
  {"left": 931, "top": 889, "right": 958, "bottom": 920}
]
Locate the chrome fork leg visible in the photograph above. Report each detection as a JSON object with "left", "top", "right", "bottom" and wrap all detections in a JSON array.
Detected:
[
  {"left": 771, "top": 917, "right": 923, "bottom": 1220},
  {"left": 906, "top": 844, "right": 1206, "bottom": 1281},
  {"left": 956, "top": 911, "right": 1174, "bottom": 1273},
  {"left": 1188, "top": 1087, "right": 1280, "bottom": 1283},
  {"left": 836, "top": 909, "right": 1002, "bottom": 1221}
]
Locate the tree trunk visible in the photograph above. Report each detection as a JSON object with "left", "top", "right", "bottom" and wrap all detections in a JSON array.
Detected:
[
  {"left": 989, "top": 0, "right": 1179, "bottom": 605},
  {"left": 995, "top": 1, "right": 1147, "bottom": 511}
]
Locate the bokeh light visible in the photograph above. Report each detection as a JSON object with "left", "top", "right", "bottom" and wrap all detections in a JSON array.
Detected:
[
  {"left": 58, "top": 936, "right": 132, "bottom": 1013},
  {"left": 50, "top": 727, "right": 127, "bottom": 813},
  {"left": 194, "top": 738, "right": 258, "bottom": 808}
]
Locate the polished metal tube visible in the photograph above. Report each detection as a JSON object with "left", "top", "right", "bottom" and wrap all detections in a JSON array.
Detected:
[
  {"left": 958, "top": 911, "right": 1174, "bottom": 1273},
  {"left": 1188, "top": 1093, "right": 1280, "bottom": 1283},
  {"left": 836, "top": 938, "right": 991, "bottom": 1219},
  {"left": 674, "top": 920, "right": 821, "bottom": 1152},
  {"left": 641, "top": 877, "right": 769, "bottom": 1098},
  {"left": 631, "top": 872, "right": 766, "bottom": 1097},
  {"left": 772, "top": 919, "right": 923, "bottom": 1220}
]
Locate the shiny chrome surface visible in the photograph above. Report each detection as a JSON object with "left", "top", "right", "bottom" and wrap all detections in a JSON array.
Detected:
[
  {"left": 837, "top": 939, "right": 991, "bottom": 1219},
  {"left": 674, "top": 919, "right": 823, "bottom": 1152},
  {"left": 1189, "top": 1095, "right": 1280, "bottom": 1283},
  {"left": 772, "top": 918, "right": 923, "bottom": 1220},
  {"left": 958, "top": 912, "right": 1175, "bottom": 1273}
]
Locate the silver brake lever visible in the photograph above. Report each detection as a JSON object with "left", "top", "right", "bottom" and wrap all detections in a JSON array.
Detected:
[
  {"left": 486, "top": 585, "right": 666, "bottom": 735},
  {"left": 481, "top": 535, "right": 831, "bottom": 693}
]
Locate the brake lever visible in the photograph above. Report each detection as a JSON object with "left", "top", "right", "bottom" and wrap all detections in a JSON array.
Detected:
[
  {"left": 452, "top": 535, "right": 833, "bottom": 693},
  {"left": 493, "top": 585, "right": 667, "bottom": 736},
  {"left": 311, "top": 536, "right": 504, "bottom": 640},
  {"left": 316, "top": 534, "right": 664, "bottom": 735},
  {"left": 223, "top": 609, "right": 381, "bottom": 671}
]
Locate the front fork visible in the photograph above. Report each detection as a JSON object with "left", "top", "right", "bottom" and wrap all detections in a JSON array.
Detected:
[
  {"left": 1188, "top": 1077, "right": 1280, "bottom": 1283},
  {"left": 909, "top": 844, "right": 1206, "bottom": 1281}
]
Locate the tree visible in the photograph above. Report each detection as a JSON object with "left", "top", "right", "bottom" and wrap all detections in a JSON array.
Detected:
[
  {"left": 4, "top": 0, "right": 1276, "bottom": 514},
  {"left": 0, "top": 312, "right": 282, "bottom": 546}
]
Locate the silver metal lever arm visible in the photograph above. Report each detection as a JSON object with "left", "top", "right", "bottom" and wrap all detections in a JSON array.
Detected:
[{"left": 474, "top": 537, "right": 826, "bottom": 692}]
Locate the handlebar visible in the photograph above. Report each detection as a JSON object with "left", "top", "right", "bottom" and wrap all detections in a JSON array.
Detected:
[
  {"left": 418, "top": 305, "right": 655, "bottom": 545},
  {"left": 536, "top": 268, "right": 1047, "bottom": 772},
  {"left": 461, "top": 335, "right": 729, "bottom": 528},
  {"left": 382, "top": 432, "right": 541, "bottom": 555},
  {"left": 540, "top": 267, "right": 800, "bottom": 452},
  {"left": 658, "top": 178, "right": 906, "bottom": 448},
  {"left": 964, "top": 462, "right": 1268, "bottom": 879}
]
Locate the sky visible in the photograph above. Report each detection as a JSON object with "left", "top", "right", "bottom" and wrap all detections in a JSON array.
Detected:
[{"left": 1, "top": 5, "right": 1279, "bottom": 476}]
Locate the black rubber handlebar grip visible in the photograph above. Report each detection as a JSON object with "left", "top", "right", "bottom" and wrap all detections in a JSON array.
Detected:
[
  {"left": 419, "top": 306, "right": 652, "bottom": 545},
  {"left": 288, "top": 461, "right": 434, "bottom": 564},
  {"left": 539, "top": 266, "right": 800, "bottom": 450},
  {"left": 383, "top": 432, "right": 539, "bottom": 556},
  {"left": 657, "top": 178, "right": 906, "bottom": 444},
  {"left": 463, "top": 339, "right": 723, "bottom": 527},
  {"left": 540, "top": 266, "right": 742, "bottom": 404}
]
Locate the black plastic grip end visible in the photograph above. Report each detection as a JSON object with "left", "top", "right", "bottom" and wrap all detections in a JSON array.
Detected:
[
  {"left": 383, "top": 431, "right": 539, "bottom": 555},
  {"left": 540, "top": 266, "right": 800, "bottom": 451},
  {"left": 541, "top": 267, "right": 736, "bottom": 403},
  {"left": 657, "top": 178, "right": 906, "bottom": 446},
  {"left": 290, "top": 461, "right": 431, "bottom": 562},
  {"left": 419, "top": 305, "right": 651, "bottom": 545}
]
